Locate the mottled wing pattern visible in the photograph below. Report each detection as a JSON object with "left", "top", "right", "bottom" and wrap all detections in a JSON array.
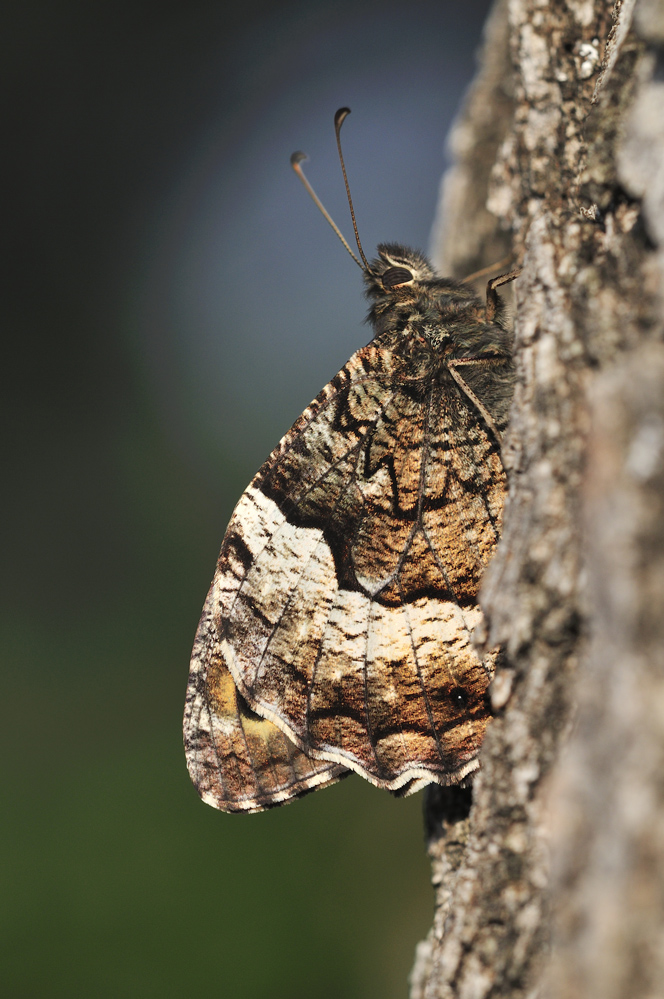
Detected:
[
  {"left": 185, "top": 589, "right": 348, "bottom": 812},
  {"left": 185, "top": 319, "right": 507, "bottom": 803}
]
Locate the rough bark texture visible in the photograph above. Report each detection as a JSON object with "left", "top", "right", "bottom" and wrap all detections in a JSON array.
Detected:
[{"left": 411, "top": 1, "right": 664, "bottom": 997}]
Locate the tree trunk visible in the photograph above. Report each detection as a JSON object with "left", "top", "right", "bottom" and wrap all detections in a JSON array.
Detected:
[{"left": 410, "top": 1, "right": 664, "bottom": 996}]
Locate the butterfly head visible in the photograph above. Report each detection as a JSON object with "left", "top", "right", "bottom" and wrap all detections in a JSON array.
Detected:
[
  {"left": 365, "top": 244, "right": 436, "bottom": 295},
  {"left": 364, "top": 243, "right": 477, "bottom": 341}
]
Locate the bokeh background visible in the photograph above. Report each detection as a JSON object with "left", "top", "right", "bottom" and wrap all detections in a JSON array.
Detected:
[{"left": 3, "top": 1, "right": 494, "bottom": 996}]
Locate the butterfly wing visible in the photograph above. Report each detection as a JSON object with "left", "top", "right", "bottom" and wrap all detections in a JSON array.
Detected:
[
  {"left": 185, "top": 588, "right": 348, "bottom": 812},
  {"left": 185, "top": 327, "right": 507, "bottom": 796}
]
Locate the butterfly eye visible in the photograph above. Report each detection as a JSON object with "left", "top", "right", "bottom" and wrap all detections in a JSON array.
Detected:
[{"left": 382, "top": 266, "right": 413, "bottom": 288}]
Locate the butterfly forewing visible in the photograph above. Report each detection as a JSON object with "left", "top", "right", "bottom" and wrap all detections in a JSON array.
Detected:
[
  {"left": 185, "top": 589, "right": 348, "bottom": 812},
  {"left": 184, "top": 248, "right": 513, "bottom": 806}
]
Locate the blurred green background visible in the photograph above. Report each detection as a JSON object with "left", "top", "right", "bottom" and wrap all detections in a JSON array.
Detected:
[{"left": 3, "top": 1, "right": 492, "bottom": 996}]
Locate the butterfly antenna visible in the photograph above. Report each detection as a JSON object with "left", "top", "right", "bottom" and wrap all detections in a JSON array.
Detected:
[
  {"left": 290, "top": 152, "right": 364, "bottom": 270},
  {"left": 334, "top": 108, "right": 372, "bottom": 274}
]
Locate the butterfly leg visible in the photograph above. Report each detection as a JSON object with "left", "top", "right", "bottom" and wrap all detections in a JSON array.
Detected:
[
  {"left": 485, "top": 268, "right": 521, "bottom": 323},
  {"left": 460, "top": 256, "right": 513, "bottom": 285},
  {"left": 446, "top": 356, "right": 509, "bottom": 443}
]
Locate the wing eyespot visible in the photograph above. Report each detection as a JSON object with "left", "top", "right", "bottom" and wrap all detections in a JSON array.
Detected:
[{"left": 450, "top": 687, "right": 469, "bottom": 710}]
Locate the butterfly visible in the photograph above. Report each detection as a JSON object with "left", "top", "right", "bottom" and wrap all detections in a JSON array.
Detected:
[{"left": 183, "top": 110, "right": 517, "bottom": 813}]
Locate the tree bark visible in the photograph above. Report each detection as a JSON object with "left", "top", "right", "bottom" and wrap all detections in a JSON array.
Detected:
[{"left": 411, "top": 2, "right": 664, "bottom": 997}]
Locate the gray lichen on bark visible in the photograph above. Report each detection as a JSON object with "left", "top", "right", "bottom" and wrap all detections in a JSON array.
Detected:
[{"left": 411, "top": 1, "right": 664, "bottom": 997}]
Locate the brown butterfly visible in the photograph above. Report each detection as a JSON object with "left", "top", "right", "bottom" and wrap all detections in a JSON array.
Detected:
[{"left": 183, "top": 109, "right": 518, "bottom": 813}]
